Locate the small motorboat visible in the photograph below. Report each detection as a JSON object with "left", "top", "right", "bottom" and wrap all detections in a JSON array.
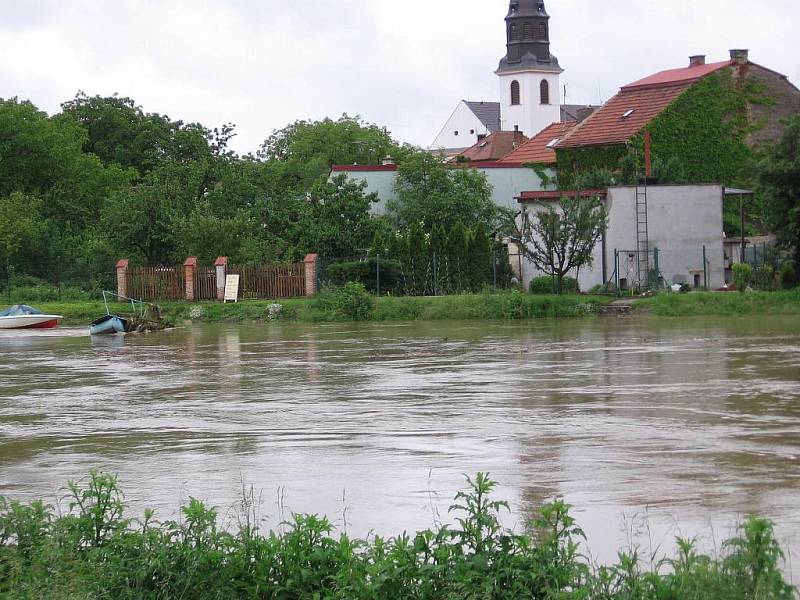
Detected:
[
  {"left": 89, "top": 314, "right": 129, "bottom": 335},
  {"left": 0, "top": 305, "right": 63, "bottom": 330}
]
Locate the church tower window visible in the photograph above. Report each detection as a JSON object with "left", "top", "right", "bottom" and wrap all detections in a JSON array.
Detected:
[
  {"left": 511, "top": 80, "right": 521, "bottom": 105},
  {"left": 510, "top": 23, "right": 519, "bottom": 41},
  {"left": 540, "top": 80, "right": 550, "bottom": 104},
  {"left": 523, "top": 22, "right": 533, "bottom": 40}
]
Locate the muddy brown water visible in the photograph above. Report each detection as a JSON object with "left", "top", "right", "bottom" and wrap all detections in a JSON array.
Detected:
[{"left": 1, "top": 316, "right": 799, "bottom": 575}]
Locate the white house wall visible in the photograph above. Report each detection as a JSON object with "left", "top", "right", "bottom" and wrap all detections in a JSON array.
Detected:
[
  {"left": 519, "top": 185, "right": 726, "bottom": 292},
  {"left": 431, "top": 101, "right": 492, "bottom": 151}
]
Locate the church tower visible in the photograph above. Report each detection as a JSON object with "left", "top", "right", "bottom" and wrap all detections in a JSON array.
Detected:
[{"left": 496, "top": 0, "right": 562, "bottom": 137}]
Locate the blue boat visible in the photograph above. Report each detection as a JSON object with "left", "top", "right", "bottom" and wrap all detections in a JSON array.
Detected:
[{"left": 90, "top": 314, "right": 129, "bottom": 335}]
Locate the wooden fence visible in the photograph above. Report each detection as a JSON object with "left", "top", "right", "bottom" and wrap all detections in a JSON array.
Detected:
[
  {"left": 195, "top": 267, "right": 217, "bottom": 300},
  {"left": 229, "top": 263, "right": 306, "bottom": 299},
  {"left": 128, "top": 266, "right": 185, "bottom": 301}
]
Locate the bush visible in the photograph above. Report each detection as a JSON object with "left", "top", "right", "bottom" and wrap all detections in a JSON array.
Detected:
[
  {"left": 732, "top": 263, "right": 753, "bottom": 292},
  {"left": 529, "top": 275, "right": 579, "bottom": 295},
  {"left": 315, "top": 282, "right": 375, "bottom": 320}
]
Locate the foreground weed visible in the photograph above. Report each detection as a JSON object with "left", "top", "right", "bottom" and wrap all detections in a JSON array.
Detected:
[{"left": 0, "top": 471, "right": 796, "bottom": 599}]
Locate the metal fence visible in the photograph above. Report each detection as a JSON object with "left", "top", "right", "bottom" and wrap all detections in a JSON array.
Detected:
[
  {"left": 318, "top": 250, "right": 518, "bottom": 297},
  {"left": 609, "top": 246, "right": 715, "bottom": 294}
]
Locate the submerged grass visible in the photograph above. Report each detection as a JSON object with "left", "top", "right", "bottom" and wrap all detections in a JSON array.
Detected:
[
  {"left": 29, "top": 292, "right": 613, "bottom": 326},
  {"left": 0, "top": 471, "right": 795, "bottom": 599},
  {"left": 634, "top": 289, "right": 800, "bottom": 317}
]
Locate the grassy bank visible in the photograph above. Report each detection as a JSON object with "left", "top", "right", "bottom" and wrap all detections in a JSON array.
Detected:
[
  {"left": 0, "top": 471, "right": 795, "bottom": 599},
  {"left": 29, "top": 292, "right": 613, "bottom": 327},
  {"left": 634, "top": 289, "right": 800, "bottom": 317}
]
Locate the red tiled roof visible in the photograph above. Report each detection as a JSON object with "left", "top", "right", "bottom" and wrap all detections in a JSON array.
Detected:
[
  {"left": 558, "top": 61, "right": 734, "bottom": 149},
  {"left": 499, "top": 121, "right": 577, "bottom": 165},
  {"left": 457, "top": 131, "right": 528, "bottom": 163},
  {"left": 624, "top": 60, "right": 732, "bottom": 90},
  {"left": 517, "top": 189, "right": 608, "bottom": 202}
]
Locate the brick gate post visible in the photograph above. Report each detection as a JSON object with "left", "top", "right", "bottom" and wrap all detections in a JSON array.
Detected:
[
  {"left": 304, "top": 253, "right": 319, "bottom": 297},
  {"left": 116, "top": 259, "right": 129, "bottom": 298},
  {"left": 214, "top": 256, "right": 228, "bottom": 301},
  {"left": 183, "top": 257, "right": 197, "bottom": 301}
]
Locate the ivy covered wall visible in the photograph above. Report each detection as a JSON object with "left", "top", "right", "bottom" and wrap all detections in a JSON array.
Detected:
[
  {"left": 556, "top": 69, "right": 772, "bottom": 190},
  {"left": 554, "top": 68, "right": 780, "bottom": 232}
]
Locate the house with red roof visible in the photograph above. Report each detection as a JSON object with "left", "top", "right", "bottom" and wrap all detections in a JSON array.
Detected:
[
  {"left": 554, "top": 50, "right": 800, "bottom": 189},
  {"left": 455, "top": 131, "right": 528, "bottom": 164},
  {"left": 499, "top": 121, "right": 577, "bottom": 166}
]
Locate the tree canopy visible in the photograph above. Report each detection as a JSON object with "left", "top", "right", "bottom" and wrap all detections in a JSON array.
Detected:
[{"left": 388, "top": 152, "right": 511, "bottom": 233}]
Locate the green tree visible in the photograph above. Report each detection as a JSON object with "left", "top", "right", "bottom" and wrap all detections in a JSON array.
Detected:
[
  {"left": 389, "top": 153, "right": 510, "bottom": 232},
  {"left": 758, "top": 116, "right": 800, "bottom": 270},
  {"left": 59, "top": 92, "right": 212, "bottom": 177},
  {"left": 511, "top": 194, "right": 607, "bottom": 294},
  {"left": 259, "top": 115, "right": 410, "bottom": 193},
  {"left": 295, "top": 174, "right": 379, "bottom": 259},
  {"left": 0, "top": 193, "right": 40, "bottom": 286}
]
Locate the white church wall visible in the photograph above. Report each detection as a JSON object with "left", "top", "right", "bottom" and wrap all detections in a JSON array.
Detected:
[
  {"left": 430, "top": 101, "right": 491, "bottom": 151},
  {"left": 498, "top": 71, "right": 561, "bottom": 138}
]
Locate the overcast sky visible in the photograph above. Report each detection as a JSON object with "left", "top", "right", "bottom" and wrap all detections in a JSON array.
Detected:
[{"left": 1, "top": 0, "right": 798, "bottom": 155}]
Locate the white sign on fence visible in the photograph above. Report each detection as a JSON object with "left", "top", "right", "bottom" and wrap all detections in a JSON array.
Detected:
[{"left": 224, "top": 274, "right": 240, "bottom": 303}]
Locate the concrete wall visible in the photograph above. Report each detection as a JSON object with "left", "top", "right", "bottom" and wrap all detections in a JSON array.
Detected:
[
  {"left": 334, "top": 166, "right": 551, "bottom": 215},
  {"left": 431, "top": 101, "right": 491, "bottom": 152},
  {"left": 519, "top": 184, "right": 726, "bottom": 292},
  {"left": 498, "top": 70, "right": 561, "bottom": 138}
]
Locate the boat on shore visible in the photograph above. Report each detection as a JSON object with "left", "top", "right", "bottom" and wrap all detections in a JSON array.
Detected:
[
  {"left": 0, "top": 305, "right": 63, "bottom": 330},
  {"left": 89, "top": 314, "right": 129, "bottom": 335},
  {"left": 89, "top": 291, "right": 168, "bottom": 335}
]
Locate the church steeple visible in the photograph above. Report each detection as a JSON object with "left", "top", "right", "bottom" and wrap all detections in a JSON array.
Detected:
[{"left": 498, "top": 0, "right": 561, "bottom": 74}]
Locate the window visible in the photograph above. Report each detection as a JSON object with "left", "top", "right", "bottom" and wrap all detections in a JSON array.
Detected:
[
  {"left": 470, "top": 129, "right": 475, "bottom": 134},
  {"left": 540, "top": 79, "right": 550, "bottom": 104},
  {"left": 511, "top": 80, "right": 521, "bottom": 105},
  {"left": 454, "top": 130, "right": 459, "bottom": 136},
  {"left": 535, "top": 22, "right": 547, "bottom": 39},
  {"left": 510, "top": 23, "right": 519, "bottom": 41},
  {"left": 545, "top": 138, "right": 559, "bottom": 148},
  {"left": 622, "top": 109, "right": 635, "bottom": 119},
  {"left": 523, "top": 22, "right": 533, "bottom": 39}
]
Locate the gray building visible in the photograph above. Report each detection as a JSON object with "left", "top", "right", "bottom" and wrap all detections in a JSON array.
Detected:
[{"left": 517, "top": 184, "right": 727, "bottom": 291}]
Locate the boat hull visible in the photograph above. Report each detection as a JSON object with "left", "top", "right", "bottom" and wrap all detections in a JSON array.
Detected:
[
  {"left": 0, "top": 315, "right": 62, "bottom": 330},
  {"left": 89, "top": 315, "right": 128, "bottom": 335}
]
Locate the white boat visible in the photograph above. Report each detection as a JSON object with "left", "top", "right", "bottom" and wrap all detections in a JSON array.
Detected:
[{"left": 0, "top": 305, "right": 63, "bottom": 330}]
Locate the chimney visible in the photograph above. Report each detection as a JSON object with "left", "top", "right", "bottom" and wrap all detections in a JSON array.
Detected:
[
  {"left": 381, "top": 156, "right": 395, "bottom": 166},
  {"left": 689, "top": 55, "right": 706, "bottom": 67},
  {"left": 729, "top": 49, "right": 749, "bottom": 65}
]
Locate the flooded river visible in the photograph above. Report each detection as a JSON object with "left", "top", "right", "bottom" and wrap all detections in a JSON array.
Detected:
[{"left": 1, "top": 316, "right": 799, "bottom": 572}]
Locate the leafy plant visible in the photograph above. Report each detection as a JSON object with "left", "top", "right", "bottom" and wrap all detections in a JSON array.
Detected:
[{"left": 732, "top": 262, "right": 753, "bottom": 292}]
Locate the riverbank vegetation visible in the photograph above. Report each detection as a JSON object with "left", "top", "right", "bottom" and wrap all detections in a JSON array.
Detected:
[
  {"left": 1, "top": 471, "right": 795, "bottom": 599},
  {"left": 634, "top": 289, "right": 800, "bottom": 317},
  {"left": 34, "top": 290, "right": 613, "bottom": 327}
]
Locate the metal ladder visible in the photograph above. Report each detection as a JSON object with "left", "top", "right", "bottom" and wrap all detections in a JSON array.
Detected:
[{"left": 635, "top": 185, "right": 650, "bottom": 290}]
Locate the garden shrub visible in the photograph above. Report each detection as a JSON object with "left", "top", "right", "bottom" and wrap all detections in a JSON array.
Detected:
[
  {"left": 529, "top": 275, "right": 579, "bottom": 295},
  {"left": 732, "top": 263, "right": 753, "bottom": 292},
  {"left": 315, "top": 282, "right": 375, "bottom": 320}
]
